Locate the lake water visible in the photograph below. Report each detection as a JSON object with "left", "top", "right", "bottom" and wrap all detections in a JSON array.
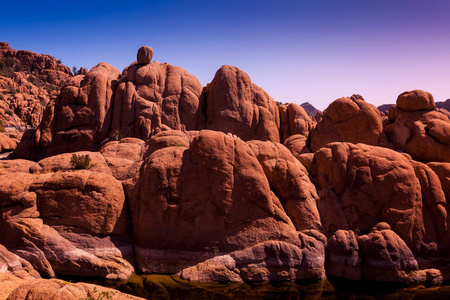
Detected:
[{"left": 88, "top": 274, "right": 450, "bottom": 299}]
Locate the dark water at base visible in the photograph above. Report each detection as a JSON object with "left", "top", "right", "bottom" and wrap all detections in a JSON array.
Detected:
[{"left": 70, "top": 274, "right": 450, "bottom": 300}]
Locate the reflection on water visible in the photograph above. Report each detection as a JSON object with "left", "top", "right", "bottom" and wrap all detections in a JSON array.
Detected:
[{"left": 106, "top": 274, "right": 450, "bottom": 300}]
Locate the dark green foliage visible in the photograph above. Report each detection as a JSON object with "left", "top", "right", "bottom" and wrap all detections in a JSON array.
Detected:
[
  {"left": 70, "top": 154, "right": 95, "bottom": 170},
  {"left": 0, "top": 57, "right": 30, "bottom": 77},
  {"left": 5, "top": 109, "right": 13, "bottom": 116},
  {"left": 28, "top": 75, "right": 41, "bottom": 87}
]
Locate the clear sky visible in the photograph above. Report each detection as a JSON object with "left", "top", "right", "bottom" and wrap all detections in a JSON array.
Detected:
[{"left": 2, "top": 0, "right": 449, "bottom": 110}]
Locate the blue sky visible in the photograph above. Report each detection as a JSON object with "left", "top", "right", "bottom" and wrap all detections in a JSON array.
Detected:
[{"left": 2, "top": 0, "right": 450, "bottom": 110}]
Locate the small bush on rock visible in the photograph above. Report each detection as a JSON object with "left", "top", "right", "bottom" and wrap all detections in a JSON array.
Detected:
[{"left": 70, "top": 153, "right": 95, "bottom": 170}]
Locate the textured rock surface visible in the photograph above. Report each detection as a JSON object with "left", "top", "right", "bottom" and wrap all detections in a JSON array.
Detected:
[
  {"left": 0, "top": 132, "right": 18, "bottom": 153},
  {"left": 326, "top": 230, "right": 361, "bottom": 280},
  {"left": 278, "top": 103, "right": 315, "bottom": 142},
  {"left": 199, "top": 65, "right": 280, "bottom": 142},
  {"left": 310, "top": 96, "right": 383, "bottom": 152},
  {"left": 132, "top": 130, "right": 299, "bottom": 273},
  {"left": 248, "top": 140, "right": 321, "bottom": 231},
  {"left": 181, "top": 235, "right": 326, "bottom": 282},
  {"left": 384, "top": 100, "right": 450, "bottom": 162},
  {"left": 12, "top": 63, "right": 120, "bottom": 160},
  {"left": 358, "top": 223, "right": 419, "bottom": 282},
  {"left": 397, "top": 90, "right": 436, "bottom": 112},
  {"left": 110, "top": 59, "right": 202, "bottom": 141},
  {"left": 6, "top": 279, "right": 144, "bottom": 300},
  {"left": 0, "top": 161, "right": 133, "bottom": 280},
  {"left": 0, "top": 42, "right": 72, "bottom": 128},
  {"left": 312, "top": 142, "right": 446, "bottom": 256}
]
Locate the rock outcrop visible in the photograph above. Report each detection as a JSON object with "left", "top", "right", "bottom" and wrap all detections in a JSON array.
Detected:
[
  {"left": 310, "top": 95, "right": 383, "bottom": 152},
  {"left": 0, "top": 42, "right": 72, "bottom": 127},
  {"left": 132, "top": 130, "right": 299, "bottom": 273},
  {"left": 0, "top": 159, "right": 134, "bottom": 281},
  {"left": 11, "top": 63, "right": 120, "bottom": 160},
  {"left": 278, "top": 103, "right": 315, "bottom": 142},
  {"left": 312, "top": 142, "right": 447, "bottom": 257},
  {"left": 384, "top": 90, "right": 450, "bottom": 163},
  {"left": 199, "top": 65, "right": 280, "bottom": 142},
  {"left": 6, "top": 279, "right": 144, "bottom": 300},
  {"left": 110, "top": 46, "right": 203, "bottom": 141}
]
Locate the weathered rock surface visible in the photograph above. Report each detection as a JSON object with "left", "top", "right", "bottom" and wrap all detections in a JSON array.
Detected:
[
  {"left": 358, "top": 223, "right": 419, "bottom": 282},
  {"left": 283, "top": 134, "right": 311, "bottom": 158},
  {"left": 0, "top": 161, "right": 134, "bottom": 280},
  {"left": 310, "top": 96, "right": 383, "bottom": 152},
  {"left": 383, "top": 90, "right": 450, "bottom": 163},
  {"left": 11, "top": 63, "right": 120, "bottom": 160},
  {"left": 132, "top": 130, "right": 299, "bottom": 273},
  {"left": 110, "top": 58, "right": 203, "bottom": 141},
  {"left": 326, "top": 230, "right": 361, "bottom": 280},
  {"left": 180, "top": 234, "right": 326, "bottom": 282},
  {"left": 6, "top": 279, "right": 144, "bottom": 300},
  {"left": 0, "top": 132, "right": 18, "bottom": 153},
  {"left": 247, "top": 140, "right": 321, "bottom": 231},
  {"left": 312, "top": 142, "right": 446, "bottom": 257},
  {"left": 278, "top": 103, "right": 315, "bottom": 142},
  {"left": 397, "top": 90, "right": 436, "bottom": 112},
  {"left": 0, "top": 42, "right": 72, "bottom": 128},
  {"left": 199, "top": 65, "right": 280, "bottom": 142}
]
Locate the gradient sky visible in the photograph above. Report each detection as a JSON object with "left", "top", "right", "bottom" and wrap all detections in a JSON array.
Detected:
[{"left": 2, "top": 0, "right": 450, "bottom": 110}]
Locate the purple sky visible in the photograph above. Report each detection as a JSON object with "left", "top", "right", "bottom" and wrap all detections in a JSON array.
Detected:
[{"left": 2, "top": 0, "right": 450, "bottom": 110}]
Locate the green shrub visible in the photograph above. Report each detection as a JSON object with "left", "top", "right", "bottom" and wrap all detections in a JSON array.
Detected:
[
  {"left": 70, "top": 153, "right": 95, "bottom": 170},
  {"left": 5, "top": 109, "right": 13, "bottom": 116}
]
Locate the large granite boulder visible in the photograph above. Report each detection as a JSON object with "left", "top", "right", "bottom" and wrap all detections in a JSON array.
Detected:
[
  {"left": 384, "top": 90, "right": 450, "bottom": 163},
  {"left": 199, "top": 65, "right": 280, "bottom": 142},
  {"left": 180, "top": 233, "right": 326, "bottom": 282},
  {"left": 12, "top": 63, "right": 120, "bottom": 160},
  {"left": 312, "top": 142, "right": 447, "bottom": 257},
  {"left": 0, "top": 160, "right": 133, "bottom": 280},
  {"left": 6, "top": 279, "right": 144, "bottom": 300},
  {"left": 310, "top": 96, "right": 383, "bottom": 151},
  {"left": 247, "top": 140, "right": 321, "bottom": 231},
  {"left": 132, "top": 130, "right": 300, "bottom": 273},
  {"left": 110, "top": 49, "right": 203, "bottom": 141}
]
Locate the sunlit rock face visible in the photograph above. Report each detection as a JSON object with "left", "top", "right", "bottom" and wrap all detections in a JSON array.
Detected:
[
  {"left": 5, "top": 44, "right": 450, "bottom": 292},
  {"left": 11, "top": 63, "right": 120, "bottom": 160},
  {"left": 310, "top": 95, "right": 383, "bottom": 152}
]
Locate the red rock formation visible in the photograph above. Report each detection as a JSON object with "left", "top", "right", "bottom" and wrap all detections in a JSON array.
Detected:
[
  {"left": 11, "top": 63, "right": 120, "bottom": 160},
  {"left": 181, "top": 234, "right": 326, "bottom": 282},
  {"left": 132, "top": 130, "right": 299, "bottom": 273},
  {"left": 278, "top": 103, "right": 315, "bottom": 142},
  {"left": 0, "top": 160, "right": 134, "bottom": 280},
  {"left": 310, "top": 96, "right": 383, "bottom": 152},
  {"left": 247, "top": 140, "right": 321, "bottom": 231},
  {"left": 199, "top": 65, "right": 280, "bottom": 142},
  {"left": 326, "top": 230, "right": 361, "bottom": 280},
  {"left": 6, "top": 279, "right": 144, "bottom": 300},
  {"left": 384, "top": 91, "right": 450, "bottom": 162},
  {"left": 0, "top": 42, "right": 72, "bottom": 127},
  {"left": 110, "top": 47, "right": 203, "bottom": 141},
  {"left": 312, "top": 142, "right": 447, "bottom": 257}
]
